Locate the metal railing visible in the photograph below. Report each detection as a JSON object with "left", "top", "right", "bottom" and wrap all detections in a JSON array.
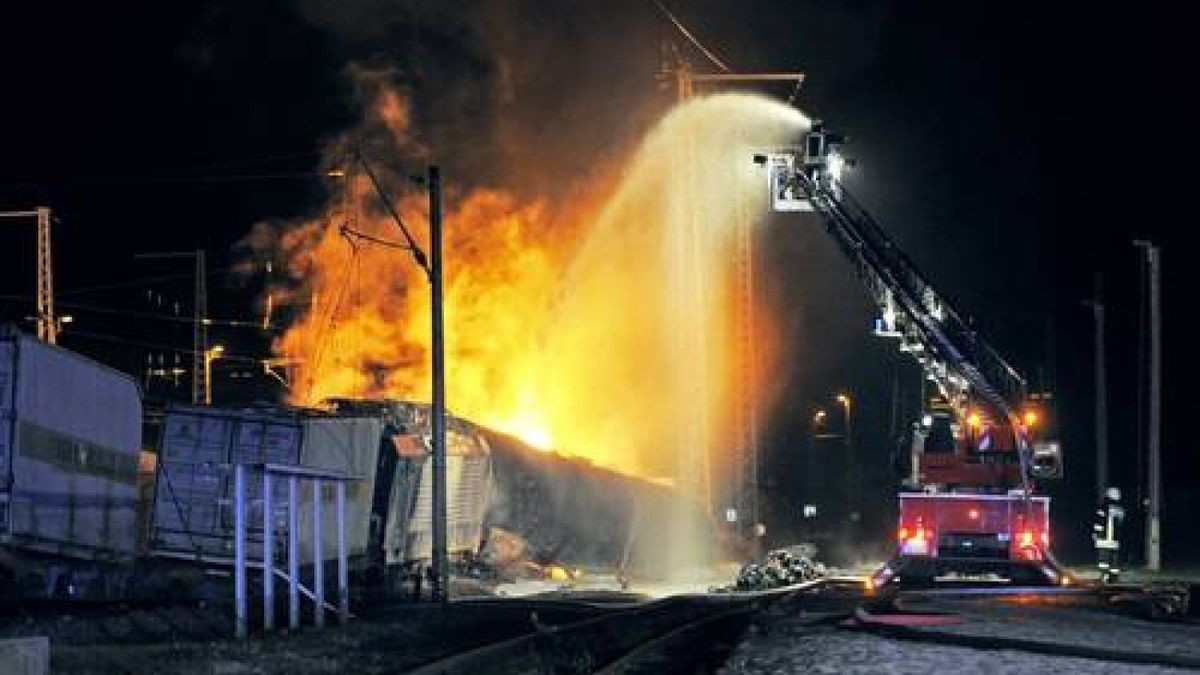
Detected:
[{"left": 232, "top": 462, "right": 360, "bottom": 638}]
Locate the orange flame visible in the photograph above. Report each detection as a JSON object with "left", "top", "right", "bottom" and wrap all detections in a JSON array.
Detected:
[{"left": 258, "top": 87, "right": 808, "bottom": 484}]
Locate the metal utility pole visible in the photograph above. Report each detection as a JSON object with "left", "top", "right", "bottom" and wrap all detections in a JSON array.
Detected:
[
  {"left": 196, "top": 251, "right": 208, "bottom": 405},
  {"left": 136, "top": 251, "right": 207, "bottom": 404},
  {"left": 428, "top": 165, "right": 448, "bottom": 603},
  {"left": 352, "top": 154, "right": 447, "bottom": 601},
  {"left": 1134, "top": 240, "right": 1162, "bottom": 571},
  {"left": 1, "top": 207, "right": 57, "bottom": 343},
  {"left": 1084, "top": 273, "right": 1109, "bottom": 504}
]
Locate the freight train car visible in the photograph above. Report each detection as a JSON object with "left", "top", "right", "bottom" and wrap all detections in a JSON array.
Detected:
[
  {"left": 0, "top": 328, "right": 699, "bottom": 599},
  {"left": 481, "top": 429, "right": 713, "bottom": 577},
  {"left": 324, "top": 398, "right": 492, "bottom": 568},
  {"left": 150, "top": 404, "right": 384, "bottom": 565},
  {"left": 151, "top": 400, "right": 492, "bottom": 574},
  {"left": 0, "top": 326, "right": 143, "bottom": 596}
]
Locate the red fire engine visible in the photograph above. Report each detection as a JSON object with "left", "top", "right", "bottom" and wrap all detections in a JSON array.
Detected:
[{"left": 760, "top": 127, "right": 1066, "bottom": 586}]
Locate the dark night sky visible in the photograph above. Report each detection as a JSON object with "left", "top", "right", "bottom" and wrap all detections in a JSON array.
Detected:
[{"left": 2, "top": 1, "right": 1196, "bottom": 564}]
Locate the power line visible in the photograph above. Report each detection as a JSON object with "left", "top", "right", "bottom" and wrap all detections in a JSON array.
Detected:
[
  {"left": 63, "top": 328, "right": 262, "bottom": 364},
  {"left": 651, "top": 0, "right": 731, "bottom": 73},
  {"left": 54, "top": 268, "right": 237, "bottom": 297},
  {"left": 0, "top": 296, "right": 276, "bottom": 330},
  {"left": 304, "top": 229, "right": 361, "bottom": 401},
  {"left": 2, "top": 149, "right": 327, "bottom": 193}
]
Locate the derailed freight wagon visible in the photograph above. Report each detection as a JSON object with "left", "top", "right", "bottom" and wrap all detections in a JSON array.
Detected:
[
  {"left": 325, "top": 399, "right": 492, "bottom": 567},
  {"left": 151, "top": 400, "right": 491, "bottom": 576},
  {"left": 480, "top": 428, "right": 712, "bottom": 578},
  {"left": 0, "top": 326, "right": 143, "bottom": 595},
  {"left": 150, "top": 404, "right": 382, "bottom": 565}
]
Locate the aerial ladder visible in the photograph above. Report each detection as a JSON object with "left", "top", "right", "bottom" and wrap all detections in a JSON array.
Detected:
[{"left": 757, "top": 127, "right": 1066, "bottom": 586}]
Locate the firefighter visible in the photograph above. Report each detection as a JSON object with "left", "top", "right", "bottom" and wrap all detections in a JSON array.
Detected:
[{"left": 1092, "top": 486, "right": 1124, "bottom": 583}]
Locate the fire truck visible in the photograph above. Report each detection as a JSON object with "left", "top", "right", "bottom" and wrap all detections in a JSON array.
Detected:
[{"left": 759, "top": 127, "right": 1066, "bottom": 587}]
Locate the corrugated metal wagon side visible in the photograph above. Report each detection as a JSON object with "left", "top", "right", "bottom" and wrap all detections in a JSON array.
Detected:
[
  {"left": 0, "top": 326, "right": 142, "bottom": 564},
  {"left": 150, "top": 404, "right": 382, "bottom": 567}
]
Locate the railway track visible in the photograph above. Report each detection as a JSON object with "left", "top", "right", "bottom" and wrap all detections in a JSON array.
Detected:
[
  {"left": 10, "top": 576, "right": 1193, "bottom": 673},
  {"left": 406, "top": 580, "right": 853, "bottom": 675}
]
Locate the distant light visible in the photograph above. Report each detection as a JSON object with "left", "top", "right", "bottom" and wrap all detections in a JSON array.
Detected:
[
  {"left": 968, "top": 508, "right": 980, "bottom": 520},
  {"left": 836, "top": 394, "right": 851, "bottom": 407},
  {"left": 921, "top": 414, "right": 933, "bottom": 427},
  {"left": 967, "top": 411, "right": 983, "bottom": 428},
  {"left": 803, "top": 504, "right": 818, "bottom": 518},
  {"left": 813, "top": 409, "right": 827, "bottom": 424},
  {"left": 1023, "top": 410, "right": 1039, "bottom": 427},
  {"left": 326, "top": 169, "right": 346, "bottom": 178}
]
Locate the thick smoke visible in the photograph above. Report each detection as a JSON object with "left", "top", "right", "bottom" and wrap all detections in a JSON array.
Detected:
[{"left": 296, "top": 0, "right": 670, "bottom": 200}]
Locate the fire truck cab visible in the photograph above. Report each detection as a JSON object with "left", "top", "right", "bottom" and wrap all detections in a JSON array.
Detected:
[{"left": 873, "top": 404, "right": 1065, "bottom": 587}]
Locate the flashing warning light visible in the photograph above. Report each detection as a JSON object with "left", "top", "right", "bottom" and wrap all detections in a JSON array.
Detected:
[
  {"left": 899, "top": 524, "right": 931, "bottom": 555},
  {"left": 1022, "top": 410, "right": 1039, "bottom": 427}
]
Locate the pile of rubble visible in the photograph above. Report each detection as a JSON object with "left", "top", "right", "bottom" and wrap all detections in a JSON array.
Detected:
[{"left": 719, "top": 544, "right": 827, "bottom": 592}]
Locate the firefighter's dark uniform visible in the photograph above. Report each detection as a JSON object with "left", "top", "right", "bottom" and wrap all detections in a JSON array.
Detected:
[{"left": 1092, "top": 487, "right": 1124, "bottom": 583}]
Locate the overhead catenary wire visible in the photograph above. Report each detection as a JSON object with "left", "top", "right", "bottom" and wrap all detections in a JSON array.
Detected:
[
  {"left": 301, "top": 220, "right": 362, "bottom": 402},
  {"left": 1, "top": 149, "right": 327, "bottom": 193},
  {"left": 0, "top": 296, "right": 276, "bottom": 330},
  {"left": 651, "top": 0, "right": 732, "bottom": 73},
  {"left": 5, "top": 268, "right": 238, "bottom": 298},
  {"left": 353, "top": 149, "right": 430, "bottom": 277},
  {"left": 63, "top": 328, "right": 262, "bottom": 364}
]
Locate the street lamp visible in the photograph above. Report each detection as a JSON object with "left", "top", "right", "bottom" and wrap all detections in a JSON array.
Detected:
[
  {"left": 836, "top": 394, "right": 852, "bottom": 444},
  {"left": 204, "top": 345, "right": 225, "bottom": 405},
  {"left": 836, "top": 393, "right": 857, "bottom": 526}
]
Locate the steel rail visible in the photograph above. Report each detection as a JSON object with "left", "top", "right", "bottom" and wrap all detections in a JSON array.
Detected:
[{"left": 405, "top": 583, "right": 828, "bottom": 675}]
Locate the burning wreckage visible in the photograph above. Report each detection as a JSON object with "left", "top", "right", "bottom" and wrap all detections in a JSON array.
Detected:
[
  {"left": 152, "top": 398, "right": 714, "bottom": 594},
  {"left": 0, "top": 336, "right": 711, "bottom": 600}
]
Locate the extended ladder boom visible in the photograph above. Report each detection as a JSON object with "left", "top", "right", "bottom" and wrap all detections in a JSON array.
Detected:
[
  {"left": 760, "top": 132, "right": 1057, "bottom": 482},
  {"left": 798, "top": 169, "right": 1026, "bottom": 421}
]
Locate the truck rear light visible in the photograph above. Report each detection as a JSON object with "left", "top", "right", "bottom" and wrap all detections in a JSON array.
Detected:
[
  {"left": 1019, "top": 530, "right": 1035, "bottom": 548},
  {"left": 899, "top": 524, "right": 931, "bottom": 555}
]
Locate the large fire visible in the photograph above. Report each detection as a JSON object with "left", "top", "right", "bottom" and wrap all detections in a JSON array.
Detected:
[{"left": 255, "top": 86, "right": 808, "bottom": 485}]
